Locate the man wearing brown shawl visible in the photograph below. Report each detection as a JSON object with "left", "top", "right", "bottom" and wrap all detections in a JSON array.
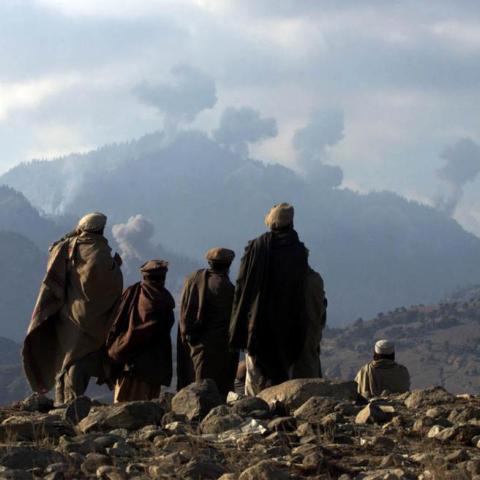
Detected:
[
  {"left": 229, "top": 203, "right": 309, "bottom": 395},
  {"left": 180, "top": 248, "right": 237, "bottom": 397},
  {"left": 106, "top": 260, "right": 175, "bottom": 402},
  {"left": 23, "top": 213, "right": 123, "bottom": 405}
]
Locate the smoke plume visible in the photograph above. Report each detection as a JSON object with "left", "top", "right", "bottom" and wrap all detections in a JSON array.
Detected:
[
  {"left": 435, "top": 138, "right": 480, "bottom": 216},
  {"left": 134, "top": 65, "right": 217, "bottom": 126},
  {"left": 213, "top": 106, "right": 278, "bottom": 158},
  {"left": 112, "top": 214, "right": 158, "bottom": 279},
  {"left": 293, "top": 109, "right": 344, "bottom": 187}
]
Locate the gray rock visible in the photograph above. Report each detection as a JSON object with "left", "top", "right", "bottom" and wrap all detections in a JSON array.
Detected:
[
  {"left": 293, "top": 396, "right": 337, "bottom": 422},
  {"left": 19, "top": 393, "right": 53, "bottom": 413},
  {"left": 445, "top": 449, "right": 469, "bottom": 463},
  {"left": 78, "top": 401, "right": 164, "bottom": 432},
  {"left": 231, "top": 397, "right": 270, "bottom": 418},
  {"left": 178, "top": 459, "right": 227, "bottom": 479},
  {"left": 267, "top": 416, "right": 297, "bottom": 432},
  {"left": 200, "top": 407, "right": 243, "bottom": 434},
  {"left": 0, "top": 414, "right": 74, "bottom": 441},
  {"left": 63, "top": 395, "right": 92, "bottom": 424},
  {"left": 81, "top": 453, "right": 112, "bottom": 475},
  {"left": 171, "top": 380, "right": 223, "bottom": 421},
  {"left": 404, "top": 387, "right": 455, "bottom": 409},
  {"left": 355, "top": 404, "right": 391, "bottom": 425},
  {"left": 0, "top": 448, "right": 65, "bottom": 470},
  {"left": 258, "top": 378, "right": 357, "bottom": 412},
  {"left": 239, "top": 460, "right": 290, "bottom": 480}
]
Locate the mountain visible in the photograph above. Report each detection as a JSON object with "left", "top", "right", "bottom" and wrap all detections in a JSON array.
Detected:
[
  {"left": 0, "top": 231, "right": 46, "bottom": 340},
  {"left": 2, "top": 129, "right": 480, "bottom": 326},
  {"left": 0, "top": 186, "right": 64, "bottom": 250},
  {"left": 323, "top": 286, "right": 480, "bottom": 394},
  {"left": 0, "top": 337, "right": 29, "bottom": 405}
]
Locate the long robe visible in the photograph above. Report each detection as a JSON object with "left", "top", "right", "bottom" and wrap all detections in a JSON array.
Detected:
[
  {"left": 355, "top": 359, "right": 410, "bottom": 398},
  {"left": 106, "top": 280, "right": 175, "bottom": 390},
  {"left": 23, "top": 232, "right": 123, "bottom": 393},
  {"left": 230, "top": 229, "right": 308, "bottom": 385},
  {"left": 292, "top": 268, "right": 327, "bottom": 378},
  {"left": 180, "top": 268, "right": 237, "bottom": 395}
]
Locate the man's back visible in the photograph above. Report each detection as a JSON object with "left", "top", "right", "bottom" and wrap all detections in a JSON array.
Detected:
[{"left": 355, "top": 359, "right": 410, "bottom": 398}]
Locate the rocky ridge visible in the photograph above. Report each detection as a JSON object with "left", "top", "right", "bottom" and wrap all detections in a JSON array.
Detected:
[{"left": 0, "top": 379, "right": 480, "bottom": 479}]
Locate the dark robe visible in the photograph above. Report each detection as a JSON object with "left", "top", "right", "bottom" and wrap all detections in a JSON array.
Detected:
[
  {"left": 180, "top": 268, "right": 238, "bottom": 396},
  {"left": 230, "top": 229, "right": 308, "bottom": 385},
  {"left": 106, "top": 280, "right": 175, "bottom": 388}
]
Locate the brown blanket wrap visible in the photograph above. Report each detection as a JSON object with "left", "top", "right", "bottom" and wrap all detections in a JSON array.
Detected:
[{"left": 23, "top": 233, "right": 123, "bottom": 393}]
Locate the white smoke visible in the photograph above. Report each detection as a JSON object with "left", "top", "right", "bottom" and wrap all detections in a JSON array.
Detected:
[
  {"left": 112, "top": 214, "right": 158, "bottom": 279},
  {"left": 435, "top": 138, "right": 480, "bottom": 216},
  {"left": 213, "top": 106, "right": 278, "bottom": 158}
]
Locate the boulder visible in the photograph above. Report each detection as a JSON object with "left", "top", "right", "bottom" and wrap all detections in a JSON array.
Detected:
[
  {"left": 0, "top": 414, "right": 74, "bottom": 441},
  {"left": 293, "top": 396, "right": 337, "bottom": 422},
  {"left": 19, "top": 393, "right": 53, "bottom": 413},
  {"left": 78, "top": 401, "right": 164, "bottom": 433},
  {"left": 257, "top": 379, "right": 357, "bottom": 412},
  {"left": 63, "top": 396, "right": 92, "bottom": 425},
  {"left": 171, "top": 380, "right": 223, "bottom": 421},
  {"left": 178, "top": 459, "right": 227, "bottom": 479},
  {"left": 200, "top": 406, "right": 243, "bottom": 434},
  {"left": 0, "top": 448, "right": 65, "bottom": 470},
  {"left": 231, "top": 397, "right": 270, "bottom": 418},
  {"left": 239, "top": 460, "right": 290, "bottom": 480},
  {"left": 355, "top": 404, "right": 391, "bottom": 425},
  {"left": 404, "top": 387, "right": 455, "bottom": 409}
]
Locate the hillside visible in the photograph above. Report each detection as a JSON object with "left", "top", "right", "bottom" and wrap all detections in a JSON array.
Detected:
[
  {"left": 2, "top": 129, "right": 480, "bottom": 327},
  {"left": 323, "top": 286, "right": 480, "bottom": 394}
]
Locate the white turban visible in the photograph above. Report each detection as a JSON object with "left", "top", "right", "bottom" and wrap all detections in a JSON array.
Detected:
[
  {"left": 77, "top": 212, "right": 107, "bottom": 233},
  {"left": 264, "top": 203, "right": 294, "bottom": 230},
  {"left": 375, "top": 339, "right": 395, "bottom": 355}
]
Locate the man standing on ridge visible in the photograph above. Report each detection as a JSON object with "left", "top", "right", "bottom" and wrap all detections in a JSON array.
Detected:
[
  {"left": 355, "top": 339, "right": 410, "bottom": 398},
  {"left": 23, "top": 212, "right": 123, "bottom": 405},
  {"left": 180, "top": 248, "right": 237, "bottom": 397},
  {"left": 229, "top": 203, "right": 309, "bottom": 395},
  {"left": 106, "top": 260, "right": 175, "bottom": 402}
]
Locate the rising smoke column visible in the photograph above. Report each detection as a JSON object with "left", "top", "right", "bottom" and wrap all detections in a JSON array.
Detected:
[
  {"left": 112, "top": 214, "right": 158, "bottom": 281},
  {"left": 435, "top": 138, "right": 480, "bottom": 216},
  {"left": 293, "top": 109, "right": 344, "bottom": 187},
  {"left": 213, "top": 106, "right": 278, "bottom": 158},
  {"left": 134, "top": 65, "right": 217, "bottom": 129}
]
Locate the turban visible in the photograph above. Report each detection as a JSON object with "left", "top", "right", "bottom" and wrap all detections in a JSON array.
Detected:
[
  {"left": 375, "top": 339, "right": 395, "bottom": 355},
  {"left": 140, "top": 260, "right": 169, "bottom": 275},
  {"left": 205, "top": 247, "right": 235, "bottom": 264},
  {"left": 77, "top": 212, "right": 107, "bottom": 233},
  {"left": 264, "top": 203, "right": 294, "bottom": 230}
]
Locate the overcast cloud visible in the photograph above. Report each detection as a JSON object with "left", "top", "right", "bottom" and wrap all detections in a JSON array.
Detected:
[{"left": 2, "top": 0, "right": 480, "bottom": 233}]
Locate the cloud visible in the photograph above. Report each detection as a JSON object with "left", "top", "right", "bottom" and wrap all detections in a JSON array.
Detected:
[
  {"left": 213, "top": 106, "right": 278, "bottom": 158},
  {"left": 293, "top": 109, "right": 344, "bottom": 187},
  {"left": 435, "top": 138, "right": 480, "bottom": 216},
  {"left": 133, "top": 65, "right": 217, "bottom": 126}
]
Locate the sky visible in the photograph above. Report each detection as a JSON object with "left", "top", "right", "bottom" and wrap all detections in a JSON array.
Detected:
[{"left": 2, "top": 0, "right": 480, "bottom": 233}]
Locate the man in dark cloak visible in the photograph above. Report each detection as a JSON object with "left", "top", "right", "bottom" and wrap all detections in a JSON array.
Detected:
[
  {"left": 229, "top": 203, "right": 309, "bottom": 395},
  {"left": 106, "top": 260, "right": 175, "bottom": 402},
  {"left": 179, "top": 248, "right": 237, "bottom": 397}
]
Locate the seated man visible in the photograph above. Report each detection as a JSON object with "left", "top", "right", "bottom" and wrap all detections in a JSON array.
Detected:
[
  {"left": 355, "top": 339, "right": 410, "bottom": 399},
  {"left": 106, "top": 260, "right": 175, "bottom": 402}
]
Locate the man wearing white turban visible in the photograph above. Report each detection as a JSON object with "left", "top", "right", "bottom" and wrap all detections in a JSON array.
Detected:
[
  {"left": 23, "top": 212, "right": 123, "bottom": 405},
  {"left": 355, "top": 339, "right": 410, "bottom": 398}
]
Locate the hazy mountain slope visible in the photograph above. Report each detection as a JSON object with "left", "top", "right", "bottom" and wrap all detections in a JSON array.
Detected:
[
  {"left": 0, "top": 186, "right": 63, "bottom": 250},
  {"left": 0, "top": 231, "right": 46, "bottom": 340},
  {"left": 3, "top": 129, "right": 480, "bottom": 326},
  {"left": 323, "top": 287, "right": 480, "bottom": 394}
]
